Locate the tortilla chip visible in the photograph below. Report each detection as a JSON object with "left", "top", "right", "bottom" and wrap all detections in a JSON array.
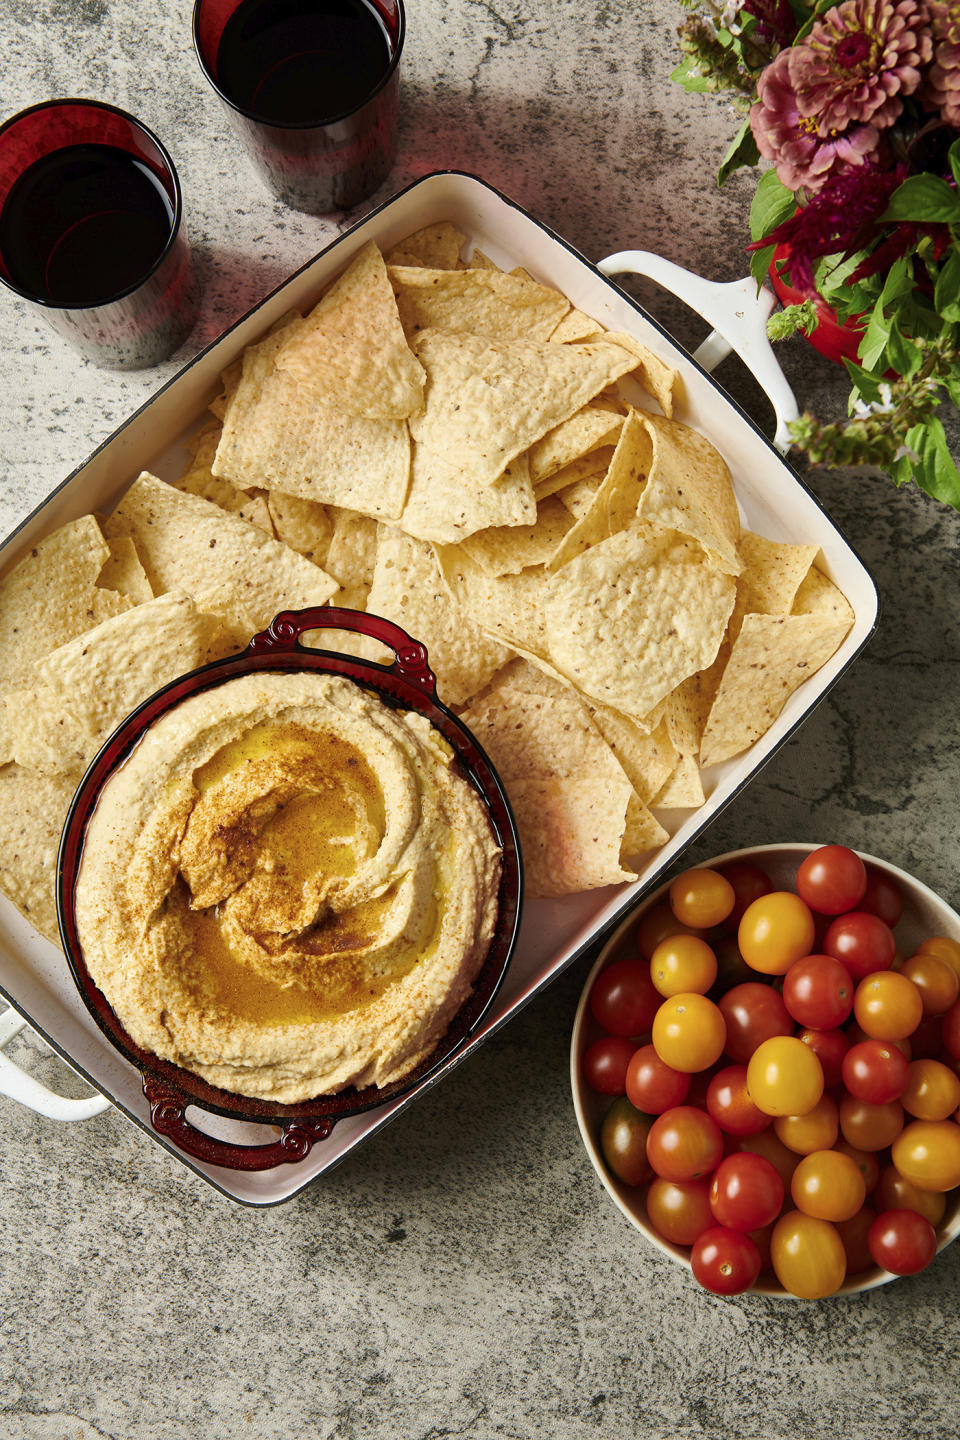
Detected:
[
  {"left": 323, "top": 509, "right": 380, "bottom": 607},
  {"left": 636, "top": 413, "right": 741, "bottom": 576},
  {"left": 275, "top": 242, "right": 427, "bottom": 419},
  {"left": 548, "top": 409, "right": 653, "bottom": 570},
  {"left": 266, "top": 491, "right": 334, "bottom": 567},
  {"left": 97, "top": 535, "right": 153, "bottom": 605},
  {"left": 651, "top": 754, "right": 706, "bottom": 809},
  {"left": 528, "top": 403, "right": 624, "bottom": 484},
  {"left": 0, "top": 763, "right": 81, "bottom": 943},
  {"left": 459, "top": 497, "right": 575, "bottom": 576},
  {"left": 500, "top": 774, "right": 638, "bottom": 898},
  {"left": 792, "top": 565, "right": 856, "bottom": 627},
  {"left": 585, "top": 706, "right": 677, "bottom": 803},
  {"left": 603, "top": 330, "right": 681, "bottom": 418},
  {"left": 555, "top": 475, "right": 604, "bottom": 521},
  {"left": 534, "top": 449, "right": 615, "bottom": 504},
  {"left": 213, "top": 317, "right": 411, "bottom": 521},
  {"left": 399, "top": 330, "right": 638, "bottom": 543},
  {"left": 364, "top": 528, "right": 511, "bottom": 706},
  {"left": 544, "top": 525, "right": 736, "bottom": 722},
  {"left": 737, "top": 531, "right": 820, "bottom": 621},
  {"left": 550, "top": 308, "right": 606, "bottom": 344},
  {"left": 468, "top": 248, "right": 501, "bottom": 271},
  {"left": 175, "top": 420, "right": 275, "bottom": 535},
  {"left": 104, "top": 472, "right": 338, "bottom": 635},
  {"left": 389, "top": 266, "right": 569, "bottom": 345},
  {"left": 622, "top": 793, "right": 671, "bottom": 857},
  {"left": 0, "top": 516, "right": 129, "bottom": 689},
  {"left": 5, "top": 594, "right": 223, "bottom": 776},
  {"left": 436, "top": 547, "right": 553, "bottom": 661},
  {"left": 700, "top": 612, "right": 852, "bottom": 767},
  {"left": 386, "top": 223, "right": 466, "bottom": 270}
]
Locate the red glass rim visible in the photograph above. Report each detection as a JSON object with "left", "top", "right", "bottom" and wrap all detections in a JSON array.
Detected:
[
  {"left": 192, "top": 0, "right": 405, "bottom": 131},
  {"left": 0, "top": 97, "right": 184, "bottom": 311},
  {"left": 56, "top": 608, "right": 523, "bottom": 1129}
]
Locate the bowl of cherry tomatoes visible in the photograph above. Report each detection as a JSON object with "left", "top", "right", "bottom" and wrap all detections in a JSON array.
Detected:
[{"left": 570, "top": 843, "right": 960, "bottom": 1299}]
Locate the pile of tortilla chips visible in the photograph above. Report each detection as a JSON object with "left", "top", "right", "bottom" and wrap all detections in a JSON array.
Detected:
[{"left": 0, "top": 220, "right": 854, "bottom": 939}]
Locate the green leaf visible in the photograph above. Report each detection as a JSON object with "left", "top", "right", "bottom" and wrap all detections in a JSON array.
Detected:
[
  {"left": 912, "top": 418, "right": 960, "bottom": 509},
  {"left": 934, "top": 246, "right": 960, "bottom": 321},
  {"left": 750, "top": 242, "right": 776, "bottom": 289},
  {"left": 878, "top": 255, "right": 914, "bottom": 307},
  {"left": 749, "top": 168, "right": 795, "bottom": 243},
  {"left": 670, "top": 57, "right": 713, "bottom": 93},
  {"left": 858, "top": 305, "right": 892, "bottom": 373},
  {"left": 880, "top": 174, "right": 960, "bottom": 224},
  {"left": 718, "top": 118, "right": 760, "bottom": 187},
  {"left": 842, "top": 358, "right": 882, "bottom": 403},
  {"left": 949, "top": 137, "right": 960, "bottom": 191},
  {"left": 885, "top": 320, "right": 921, "bottom": 378}
]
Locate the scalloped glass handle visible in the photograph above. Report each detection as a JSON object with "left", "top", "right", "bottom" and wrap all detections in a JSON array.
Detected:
[
  {"left": 0, "top": 1006, "right": 110, "bottom": 1121},
  {"left": 143, "top": 1078, "right": 333, "bottom": 1171},
  {"left": 246, "top": 606, "right": 438, "bottom": 697},
  {"left": 597, "top": 250, "right": 800, "bottom": 453}
]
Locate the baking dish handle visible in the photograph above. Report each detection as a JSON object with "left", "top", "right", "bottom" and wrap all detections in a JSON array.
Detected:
[
  {"left": 597, "top": 251, "right": 800, "bottom": 453},
  {"left": 0, "top": 1005, "right": 110, "bottom": 1121},
  {"left": 143, "top": 1077, "right": 333, "bottom": 1170},
  {"left": 247, "top": 606, "right": 438, "bottom": 697}
]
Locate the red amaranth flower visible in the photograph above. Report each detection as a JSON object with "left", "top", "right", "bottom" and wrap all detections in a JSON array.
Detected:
[
  {"left": 746, "top": 160, "right": 910, "bottom": 292},
  {"left": 926, "top": 1, "right": 960, "bottom": 123},
  {"left": 790, "top": 0, "right": 933, "bottom": 133},
  {"left": 750, "top": 47, "right": 881, "bottom": 192},
  {"left": 741, "top": 0, "right": 797, "bottom": 48}
]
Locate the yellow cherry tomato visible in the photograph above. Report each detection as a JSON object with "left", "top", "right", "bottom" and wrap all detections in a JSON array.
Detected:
[
  {"left": 669, "top": 867, "right": 735, "bottom": 930},
  {"left": 774, "top": 1094, "right": 839, "bottom": 1155},
  {"left": 738, "top": 892, "right": 816, "bottom": 976},
  {"left": 790, "top": 1149, "right": 866, "bottom": 1222},
  {"left": 771, "top": 1211, "right": 847, "bottom": 1298},
  {"left": 901, "top": 1059, "right": 960, "bottom": 1121},
  {"left": 853, "top": 971, "right": 924, "bottom": 1041},
  {"left": 650, "top": 934, "right": 718, "bottom": 998},
  {"left": 900, "top": 952, "right": 959, "bottom": 1018},
  {"left": 892, "top": 1119, "right": 960, "bottom": 1192},
  {"left": 651, "top": 993, "right": 726, "bottom": 1073},
  {"left": 874, "top": 1164, "right": 947, "bottom": 1227},
  {"left": 747, "top": 1035, "right": 824, "bottom": 1117}
]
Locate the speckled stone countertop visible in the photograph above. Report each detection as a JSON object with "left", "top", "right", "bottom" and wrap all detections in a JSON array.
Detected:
[{"left": 1, "top": 3, "right": 960, "bottom": 1438}]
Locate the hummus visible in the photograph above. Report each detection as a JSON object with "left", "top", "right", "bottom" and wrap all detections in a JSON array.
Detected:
[{"left": 74, "top": 671, "right": 502, "bottom": 1103}]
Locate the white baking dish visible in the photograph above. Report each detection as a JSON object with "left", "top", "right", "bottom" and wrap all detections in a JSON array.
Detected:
[{"left": 0, "top": 171, "right": 878, "bottom": 1206}]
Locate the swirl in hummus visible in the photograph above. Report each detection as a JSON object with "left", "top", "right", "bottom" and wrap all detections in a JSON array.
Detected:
[{"left": 74, "top": 672, "right": 502, "bottom": 1103}]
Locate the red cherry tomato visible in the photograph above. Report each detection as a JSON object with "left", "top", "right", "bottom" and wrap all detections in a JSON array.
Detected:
[
  {"left": 718, "top": 982, "right": 793, "bottom": 1065},
  {"left": 690, "top": 1226, "right": 762, "bottom": 1295},
  {"left": 868, "top": 1208, "right": 937, "bottom": 1276},
  {"left": 582, "top": 1036, "right": 636, "bottom": 1095},
  {"left": 706, "top": 1064, "right": 770, "bottom": 1136},
  {"left": 841, "top": 1039, "right": 910, "bottom": 1104},
  {"left": 599, "top": 1098, "right": 653, "bottom": 1187},
  {"left": 589, "top": 957, "right": 660, "bottom": 1037},
  {"left": 714, "top": 859, "right": 773, "bottom": 927},
  {"left": 646, "top": 1106, "right": 724, "bottom": 1182},
  {"left": 796, "top": 1026, "right": 850, "bottom": 1089},
  {"left": 625, "top": 1044, "right": 691, "bottom": 1115},
  {"left": 782, "top": 954, "right": 855, "bottom": 1029},
  {"left": 943, "top": 999, "right": 960, "bottom": 1061},
  {"left": 795, "top": 845, "right": 867, "bottom": 916},
  {"left": 709, "top": 1152, "right": 784, "bottom": 1231},
  {"left": 823, "top": 912, "right": 896, "bottom": 981},
  {"left": 834, "top": 1207, "right": 877, "bottom": 1275},
  {"left": 645, "top": 1177, "right": 714, "bottom": 1246},
  {"left": 858, "top": 866, "right": 904, "bottom": 928}
]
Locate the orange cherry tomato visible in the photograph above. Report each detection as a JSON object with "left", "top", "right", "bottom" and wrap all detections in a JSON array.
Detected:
[
  {"left": 774, "top": 1094, "right": 839, "bottom": 1155},
  {"left": 917, "top": 935, "right": 960, "bottom": 985},
  {"left": 900, "top": 952, "right": 960, "bottom": 1018},
  {"left": 669, "top": 867, "right": 736, "bottom": 930},
  {"left": 833, "top": 1140, "right": 880, "bottom": 1195},
  {"left": 747, "top": 1036, "right": 824, "bottom": 1118},
  {"left": 737, "top": 1126, "right": 801, "bottom": 1191},
  {"left": 651, "top": 993, "right": 726, "bottom": 1073},
  {"left": 900, "top": 1058, "right": 960, "bottom": 1121},
  {"left": 770, "top": 1211, "right": 847, "bottom": 1298},
  {"left": 645, "top": 1177, "right": 714, "bottom": 1246},
  {"left": 790, "top": 1149, "right": 866, "bottom": 1222},
  {"left": 834, "top": 1207, "right": 877, "bottom": 1275},
  {"left": 892, "top": 1119, "right": 960, "bottom": 1192},
  {"left": 650, "top": 934, "right": 718, "bottom": 998},
  {"left": 838, "top": 1094, "right": 905, "bottom": 1151},
  {"left": 853, "top": 971, "right": 924, "bottom": 1041},
  {"left": 739, "top": 892, "right": 816, "bottom": 976},
  {"left": 874, "top": 1164, "right": 947, "bottom": 1226}
]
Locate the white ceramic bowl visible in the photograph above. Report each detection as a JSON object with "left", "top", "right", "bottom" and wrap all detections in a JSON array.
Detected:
[{"left": 570, "top": 843, "right": 960, "bottom": 1297}]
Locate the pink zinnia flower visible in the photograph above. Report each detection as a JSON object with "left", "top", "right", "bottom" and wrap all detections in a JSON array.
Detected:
[
  {"left": 926, "top": 1, "right": 960, "bottom": 124},
  {"left": 791, "top": 0, "right": 933, "bottom": 133},
  {"left": 750, "top": 48, "right": 881, "bottom": 193}
]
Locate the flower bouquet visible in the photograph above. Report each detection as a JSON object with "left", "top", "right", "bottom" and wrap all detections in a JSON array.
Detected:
[{"left": 674, "top": 0, "right": 960, "bottom": 508}]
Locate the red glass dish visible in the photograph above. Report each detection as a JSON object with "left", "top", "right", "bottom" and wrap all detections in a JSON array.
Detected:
[
  {"left": 192, "top": 0, "right": 404, "bottom": 214},
  {"left": 0, "top": 99, "right": 198, "bottom": 369},
  {"left": 57, "top": 607, "right": 523, "bottom": 1172}
]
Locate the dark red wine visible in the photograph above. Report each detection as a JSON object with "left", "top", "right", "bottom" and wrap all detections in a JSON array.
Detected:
[
  {"left": 215, "top": 0, "right": 393, "bottom": 125},
  {"left": 0, "top": 143, "right": 174, "bottom": 307}
]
